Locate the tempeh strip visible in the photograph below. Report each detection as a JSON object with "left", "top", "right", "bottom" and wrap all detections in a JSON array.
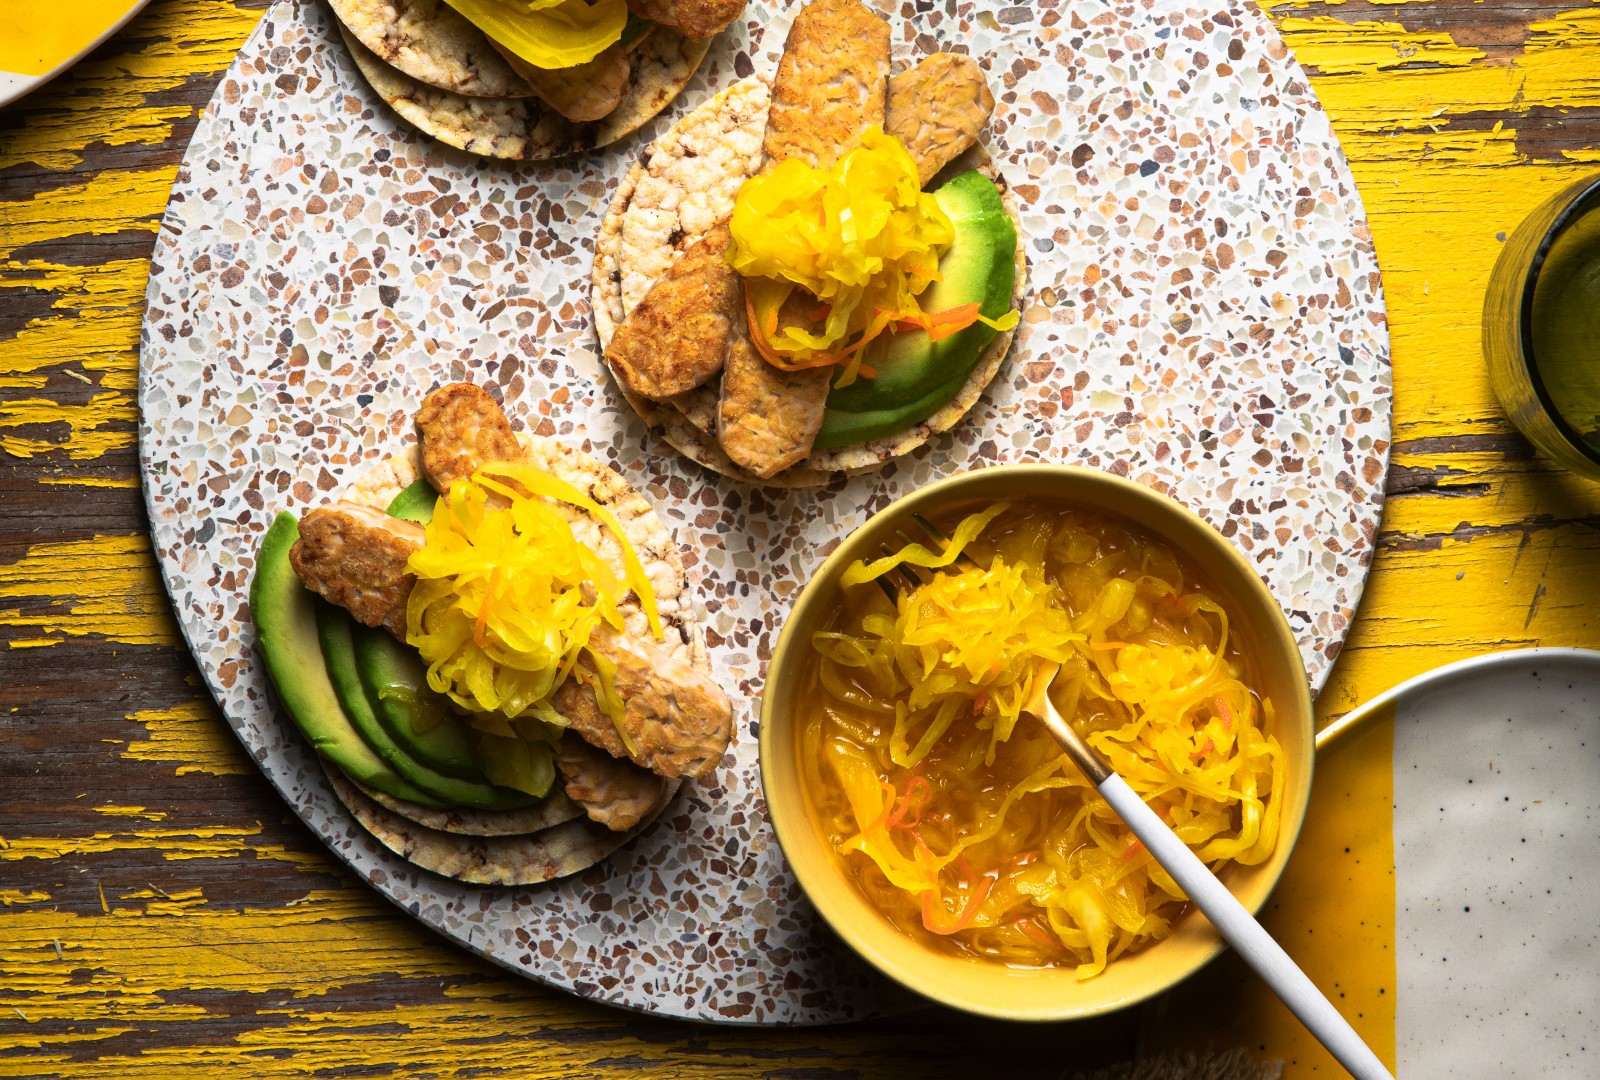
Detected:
[
  {"left": 760, "top": 0, "right": 891, "bottom": 171},
  {"left": 554, "top": 732, "right": 671, "bottom": 831},
  {"left": 492, "top": 40, "right": 631, "bottom": 123},
  {"left": 290, "top": 503, "right": 423, "bottom": 639},
  {"left": 625, "top": 0, "right": 747, "bottom": 41},
  {"left": 887, "top": 52, "right": 995, "bottom": 186},
  {"left": 603, "top": 222, "right": 740, "bottom": 400},
  {"left": 716, "top": 0, "right": 890, "bottom": 477}
]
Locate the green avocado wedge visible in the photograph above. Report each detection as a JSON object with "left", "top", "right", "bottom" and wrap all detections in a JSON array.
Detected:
[
  {"left": 815, "top": 170, "right": 1018, "bottom": 449},
  {"left": 315, "top": 603, "right": 538, "bottom": 811},
  {"left": 354, "top": 631, "right": 555, "bottom": 797},
  {"left": 384, "top": 478, "right": 439, "bottom": 524},
  {"left": 249, "top": 512, "right": 443, "bottom": 807},
  {"left": 351, "top": 622, "right": 484, "bottom": 782}
]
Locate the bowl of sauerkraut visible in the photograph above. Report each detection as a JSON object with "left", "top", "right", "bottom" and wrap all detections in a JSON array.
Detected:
[{"left": 759, "top": 464, "right": 1314, "bottom": 1020}]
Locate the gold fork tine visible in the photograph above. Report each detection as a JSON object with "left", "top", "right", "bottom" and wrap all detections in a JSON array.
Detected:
[
  {"left": 873, "top": 519, "right": 981, "bottom": 603},
  {"left": 912, "top": 513, "right": 982, "bottom": 569},
  {"left": 873, "top": 542, "right": 930, "bottom": 602},
  {"left": 882, "top": 543, "right": 927, "bottom": 591}
]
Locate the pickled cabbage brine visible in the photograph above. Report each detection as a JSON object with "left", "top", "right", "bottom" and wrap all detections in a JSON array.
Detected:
[{"left": 801, "top": 502, "right": 1286, "bottom": 978}]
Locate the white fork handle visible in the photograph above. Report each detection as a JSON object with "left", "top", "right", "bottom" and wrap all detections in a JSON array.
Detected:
[{"left": 1098, "top": 774, "right": 1395, "bottom": 1080}]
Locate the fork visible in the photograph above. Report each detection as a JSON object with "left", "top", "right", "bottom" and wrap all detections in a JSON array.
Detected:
[{"left": 877, "top": 526, "right": 1395, "bottom": 1080}]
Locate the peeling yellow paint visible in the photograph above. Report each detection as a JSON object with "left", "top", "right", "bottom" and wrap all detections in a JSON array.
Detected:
[
  {"left": 0, "top": 171, "right": 168, "bottom": 255},
  {"left": 0, "top": 534, "right": 179, "bottom": 647},
  {"left": 123, "top": 701, "right": 251, "bottom": 778},
  {"left": 1276, "top": 15, "right": 1485, "bottom": 75},
  {"left": 1520, "top": 10, "right": 1600, "bottom": 109},
  {"left": 117, "top": 887, "right": 208, "bottom": 916},
  {"left": 0, "top": 890, "right": 52, "bottom": 906},
  {"left": 1, "top": 825, "right": 269, "bottom": 864},
  {"left": 0, "top": 390, "right": 138, "bottom": 461},
  {"left": 0, "top": 825, "right": 329, "bottom": 870},
  {"left": 38, "top": 475, "right": 141, "bottom": 488},
  {"left": 93, "top": 806, "right": 171, "bottom": 822}
]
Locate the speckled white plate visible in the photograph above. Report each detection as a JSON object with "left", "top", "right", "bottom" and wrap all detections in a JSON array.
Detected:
[
  {"left": 138, "top": 0, "right": 1390, "bottom": 1023},
  {"left": 1320, "top": 648, "right": 1600, "bottom": 1077},
  {"left": 0, "top": 1, "right": 152, "bottom": 107}
]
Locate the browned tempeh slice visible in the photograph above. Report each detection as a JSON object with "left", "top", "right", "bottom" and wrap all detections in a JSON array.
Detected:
[
  {"left": 554, "top": 732, "right": 671, "bottom": 832},
  {"left": 887, "top": 52, "right": 995, "bottom": 186},
  {"left": 289, "top": 503, "right": 423, "bottom": 638},
  {"left": 602, "top": 223, "right": 740, "bottom": 400},
  {"left": 716, "top": 0, "right": 890, "bottom": 476},
  {"left": 715, "top": 313, "right": 832, "bottom": 478},
  {"left": 625, "top": 0, "right": 746, "bottom": 41},
  {"left": 492, "top": 40, "right": 631, "bottom": 124},
  {"left": 550, "top": 626, "right": 733, "bottom": 780},
  {"left": 415, "top": 382, "right": 523, "bottom": 494},
  {"left": 761, "top": 0, "right": 890, "bottom": 170}
]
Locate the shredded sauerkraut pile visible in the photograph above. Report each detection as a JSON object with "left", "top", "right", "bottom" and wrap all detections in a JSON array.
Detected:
[
  {"left": 727, "top": 127, "right": 1014, "bottom": 385},
  {"left": 442, "top": 0, "right": 628, "bottom": 70},
  {"left": 404, "top": 462, "right": 661, "bottom": 754},
  {"left": 805, "top": 502, "right": 1285, "bottom": 977}
]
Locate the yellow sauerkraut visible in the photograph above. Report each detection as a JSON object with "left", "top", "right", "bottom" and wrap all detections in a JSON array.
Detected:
[
  {"left": 729, "top": 128, "right": 964, "bottom": 384},
  {"left": 441, "top": 0, "right": 628, "bottom": 71},
  {"left": 404, "top": 462, "right": 660, "bottom": 752},
  {"left": 804, "top": 502, "right": 1285, "bottom": 978}
]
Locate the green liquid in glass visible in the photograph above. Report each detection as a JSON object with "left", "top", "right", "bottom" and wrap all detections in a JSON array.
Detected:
[{"left": 1531, "top": 206, "right": 1600, "bottom": 451}]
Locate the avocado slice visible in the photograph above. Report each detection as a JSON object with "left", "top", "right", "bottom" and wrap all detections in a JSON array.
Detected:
[
  {"left": 815, "top": 170, "right": 1018, "bottom": 449},
  {"left": 249, "top": 512, "right": 443, "bottom": 807},
  {"left": 384, "top": 478, "right": 438, "bottom": 524},
  {"left": 315, "top": 603, "right": 538, "bottom": 810},
  {"left": 352, "top": 626, "right": 555, "bottom": 798},
  {"left": 351, "top": 622, "right": 484, "bottom": 782}
]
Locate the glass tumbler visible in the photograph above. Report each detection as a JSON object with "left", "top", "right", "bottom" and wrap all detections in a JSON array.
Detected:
[{"left": 1483, "top": 173, "right": 1600, "bottom": 481}]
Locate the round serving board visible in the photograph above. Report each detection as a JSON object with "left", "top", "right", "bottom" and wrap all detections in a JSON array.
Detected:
[{"left": 140, "top": 0, "right": 1389, "bottom": 1024}]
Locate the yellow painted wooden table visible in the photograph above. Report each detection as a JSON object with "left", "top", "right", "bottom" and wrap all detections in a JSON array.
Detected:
[{"left": 2, "top": 1, "right": 1598, "bottom": 1076}]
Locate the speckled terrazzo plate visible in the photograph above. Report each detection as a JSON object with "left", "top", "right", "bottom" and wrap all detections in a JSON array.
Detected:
[
  {"left": 138, "top": 0, "right": 1390, "bottom": 1024},
  {"left": 1320, "top": 649, "right": 1600, "bottom": 1076}
]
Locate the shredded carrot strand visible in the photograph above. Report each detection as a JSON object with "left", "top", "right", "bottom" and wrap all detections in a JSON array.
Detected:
[
  {"left": 1214, "top": 694, "right": 1236, "bottom": 732},
  {"left": 472, "top": 567, "right": 500, "bottom": 649},
  {"left": 887, "top": 775, "right": 931, "bottom": 831},
  {"left": 1016, "top": 918, "right": 1062, "bottom": 949},
  {"left": 922, "top": 865, "right": 994, "bottom": 935},
  {"left": 862, "top": 779, "right": 898, "bottom": 835}
]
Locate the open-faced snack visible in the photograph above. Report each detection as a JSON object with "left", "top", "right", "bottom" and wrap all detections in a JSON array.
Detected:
[
  {"left": 250, "top": 382, "right": 733, "bottom": 884},
  {"left": 592, "top": 0, "right": 1028, "bottom": 484},
  {"left": 331, "top": 0, "right": 747, "bottom": 159}
]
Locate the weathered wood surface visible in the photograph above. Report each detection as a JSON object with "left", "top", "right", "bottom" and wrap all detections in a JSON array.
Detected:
[{"left": 2, "top": 0, "right": 1598, "bottom": 1075}]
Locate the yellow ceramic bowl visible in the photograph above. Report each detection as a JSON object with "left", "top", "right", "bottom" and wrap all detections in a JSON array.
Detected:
[{"left": 759, "top": 464, "right": 1315, "bottom": 1021}]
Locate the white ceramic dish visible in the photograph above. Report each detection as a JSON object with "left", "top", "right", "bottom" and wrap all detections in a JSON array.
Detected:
[
  {"left": 1321, "top": 648, "right": 1600, "bottom": 1077},
  {"left": 0, "top": 2, "right": 152, "bottom": 109}
]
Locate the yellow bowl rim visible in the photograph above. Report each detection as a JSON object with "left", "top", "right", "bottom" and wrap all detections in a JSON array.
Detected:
[{"left": 758, "top": 462, "right": 1316, "bottom": 1022}]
